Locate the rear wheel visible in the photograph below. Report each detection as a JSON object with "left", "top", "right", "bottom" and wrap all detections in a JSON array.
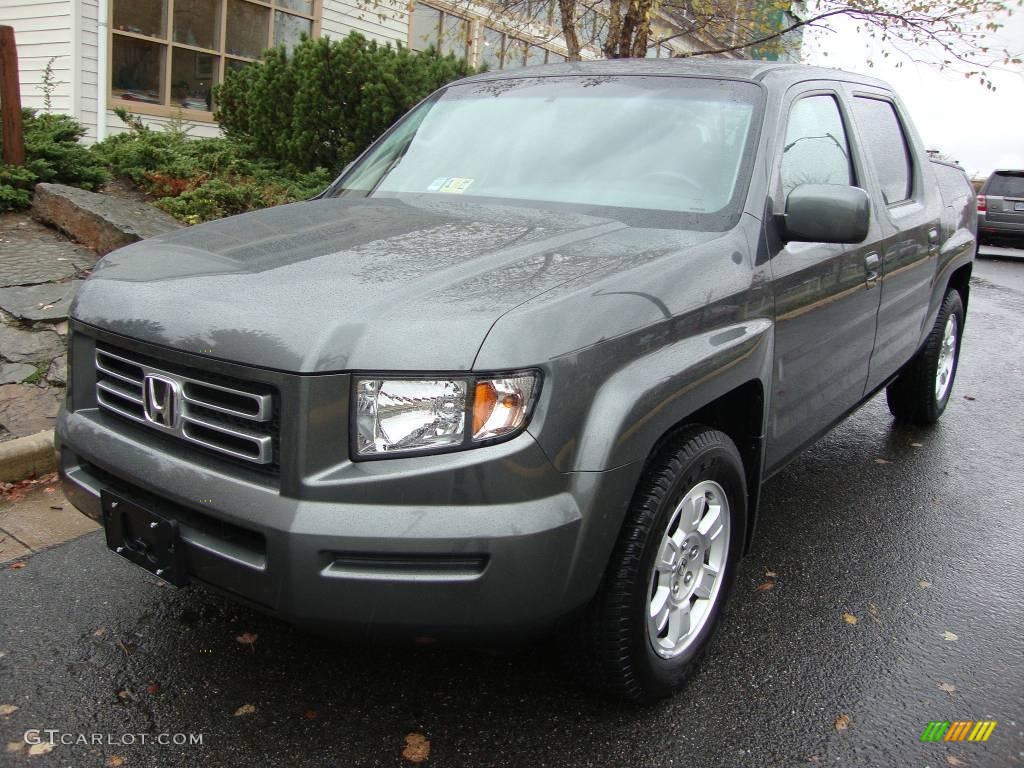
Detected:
[
  {"left": 886, "top": 289, "right": 965, "bottom": 424},
  {"left": 580, "top": 427, "right": 746, "bottom": 703}
]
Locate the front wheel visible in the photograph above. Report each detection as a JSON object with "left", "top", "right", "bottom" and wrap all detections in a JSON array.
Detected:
[
  {"left": 579, "top": 427, "right": 746, "bottom": 703},
  {"left": 886, "top": 289, "right": 965, "bottom": 424}
]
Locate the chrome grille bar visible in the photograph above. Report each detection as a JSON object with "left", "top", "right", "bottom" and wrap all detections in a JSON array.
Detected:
[{"left": 94, "top": 347, "right": 275, "bottom": 466}]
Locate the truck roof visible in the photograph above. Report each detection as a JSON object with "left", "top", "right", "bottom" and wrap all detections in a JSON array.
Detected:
[{"left": 459, "top": 58, "right": 893, "bottom": 91}]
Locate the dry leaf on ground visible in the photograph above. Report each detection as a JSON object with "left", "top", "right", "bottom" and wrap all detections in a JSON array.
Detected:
[
  {"left": 236, "top": 632, "right": 258, "bottom": 648},
  {"left": 304, "top": 710, "right": 318, "bottom": 720},
  {"left": 27, "top": 742, "right": 54, "bottom": 756},
  {"left": 874, "top": 458, "right": 890, "bottom": 464},
  {"left": 937, "top": 682, "right": 956, "bottom": 695},
  {"left": 8, "top": 562, "right": 26, "bottom": 570},
  {"left": 765, "top": 569, "right": 778, "bottom": 578},
  {"left": 146, "top": 683, "right": 160, "bottom": 695},
  {"left": 5, "top": 741, "right": 24, "bottom": 753},
  {"left": 0, "top": 704, "right": 18, "bottom": 717},
  {"left": 234, "top": 703, "right": 256, "bottom": 716},
  {"left": 910, "top": 442, "right": 923, "bottom": 447},
  {"left": 946, "top": 755, "right": 968, "bottom": 767},
  {"left": 834, "top": 714, "right": 851, "bottom": 731},
  {"left": 756, "top": 581, "right": 775, "bottom": 592},
  {"left": 943, "top": 630, "right": 959, "bottom": 641},
  {"left": 963, "top": 395, "right": 976, "bottom": 401},
  {"left": 918, "top": 580, "right": 932, "bottom": 589},
  {"left": 402, "top": 733, "right": 431, "bottom": 763},
  {"left": 105, "top": 756, "right": 125, "bottom": 767},
  {"left": 842, "top": 612, "right": 858, "bottom": 625}
]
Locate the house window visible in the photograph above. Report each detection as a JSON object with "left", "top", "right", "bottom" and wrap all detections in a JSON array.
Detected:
[
  {"left": 409, "top": 3, "right": 469, "bottom": 58},
  {"left": 479, "top": 25, "right": 564, "bottom": 69},
  {"left": 111, "top": 0, "right": 317, "bottom": 117}
]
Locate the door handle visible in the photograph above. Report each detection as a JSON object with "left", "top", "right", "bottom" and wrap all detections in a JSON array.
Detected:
[
  {"left": 865, "top": 252, "right": 880, "bottom": 288},
  {"left": 928, "top": 227, "right": 940, "bottom": 255}
]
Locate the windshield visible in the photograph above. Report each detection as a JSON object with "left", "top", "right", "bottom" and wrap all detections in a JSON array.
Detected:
[{"left": 332, "top": 76, "right": 762, "bottom": 222}]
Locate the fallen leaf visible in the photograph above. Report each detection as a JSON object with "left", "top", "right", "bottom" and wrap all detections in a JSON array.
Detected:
[
  {"left": 236, "top": 632, "right": 258, "bottom": 648},
  {"left": 874, "top": 458, "right": 890, "bottom": 464},
  {"left": 9, "top": 563, "right": 26, "bottom": 570},
  {"left": 93, "top": 628, "right": 107, "bottom": 637},
  {"left": 234, "top": 703, "right": 257, "bottom": 716},
  {"left": 943, "top": 630, "right": 959, "bottom": 641},
  {"left": 0, "top": 704, "right": 18, "bottom": 717},
  {"left": 116, "top": 689, "right": 131, "bottom": 701},
  {"left": 963, "top": 395, "right": 976, "bottom": 401},
  {"left": 937, "top": 681, "right": 956, "bottom": 696},
  {"left": 756, "top": 581, "right": 775, "bottom": 592},
  {"left": 146, "top": 683, "right": 160, "bottom": 695},
  {"left": 402, "top": 732, "right": 431, "bottom": 763},
  {"left": 834, "top": 714, "right": 851, "bottom": 731},
  {"left": 304, "top": 709, "right": 318, "bottom": 720},
  {"left": 105, "top": 756, "right": 125, "bottom": 767},
  {"left": 918, "top": 580, "right": 932, "bottom": 589},
  {"left": 765, "top": 569, "right": 778, "bottom": 578},
  {"left": 28, "top": 742, "right": 54, "bottom": 756},
  {"left": 867, "top": 602, "right": 879, "bottom": 616},
  {"left": 842, "top": 612, "right": 858, "bottom": 625},
  {"left": 5, "top": 741, "right": 24, "bottom": 753},
  {"left": 49, "top": 505, "right": 63, "bottom": 510},
  {"left": 910, "top": 442, "right": 923, "bottom": 447},
  {"left": 43, "top": 486, "right": 55, "bottom": 494},
  {"left": 946, "top": 755, "right": 968, "bottom": 767}
]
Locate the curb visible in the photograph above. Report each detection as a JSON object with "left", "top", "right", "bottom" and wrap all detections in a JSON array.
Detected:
[{"left": 0, "top": 430, "right": 57, "bottom": 484}]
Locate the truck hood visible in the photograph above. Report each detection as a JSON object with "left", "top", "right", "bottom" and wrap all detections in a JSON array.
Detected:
[{"left": 72, "top": 197, "right": 716, "bottom": 371}]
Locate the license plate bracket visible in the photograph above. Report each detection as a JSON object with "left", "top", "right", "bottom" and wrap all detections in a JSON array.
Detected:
[{"left": 101, "top": 490, "right": 188, "bottom": 587}]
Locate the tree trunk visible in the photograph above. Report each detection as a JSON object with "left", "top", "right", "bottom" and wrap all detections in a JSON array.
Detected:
[
  {"left": 0, "top": 25, "right": 26, "bottom": 166},
  {"left": 557, "top": 0, "right": 583, "bottom": 61}
]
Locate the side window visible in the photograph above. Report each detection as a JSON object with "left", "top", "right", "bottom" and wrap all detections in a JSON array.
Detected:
[
  {"left": 852, "top": 97, "right": 914, "bottom": 205},
  {"left": 780, "top": 94, "right": 853, "bottom": 200}
]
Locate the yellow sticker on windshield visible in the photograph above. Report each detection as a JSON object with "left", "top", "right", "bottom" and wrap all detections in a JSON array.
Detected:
[{"left": 437, "top": 177, "right": 474, "bottom": 194}]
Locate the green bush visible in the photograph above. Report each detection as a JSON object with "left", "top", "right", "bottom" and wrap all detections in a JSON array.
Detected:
[
  {"left": 90, "top": 113, "right": 331, "bottom": 223},
  {"left": 214, "top": 32, "right": 474, "bottom": 173},
  {"left": 0, "top": 109, "right": 109, "bottom": 211}
]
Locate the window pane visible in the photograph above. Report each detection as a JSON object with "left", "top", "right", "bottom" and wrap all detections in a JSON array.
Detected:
[
  {"left": 226, "top": 0, "right": 269, "bottom": 58},
  {"left": 410, "top": 4, "right": 440, "bottom": 52},
  {"left": 853, "top": 97, "right": 913, "bottom": 204},
  {"left": 781, "top": 95, "right": 852, "bottom": 199},
  {"left": 273, "top": 11, "right": 312, "bottom": 54},
  {"left": 277, "top": 0, "right": 313, "bottom": 14},
  {"left": 225, "top": 58, "right": 252, "bottom": 74},
  {"left": 525, "top": 45, "right": 545, "bottom": 66},
  {"left": 111, "top": 35, "right": 166, "bottom": 104},
  {"left": 113, "top": 0, "right": 167, "bottom": 39},
  {"left": 173, "top": 0, "right": 222, "bottom": 51},
  {"left": 439, "top": 14, "right": 468, "bottom": 57},
  {"left": 986, "top": 172, "right": 1024, "bottom": 197},
  {"left": 481, "top": 28, "right": 503, "bottom": 70},
  {"left": 171, "top": 47, "right": 217, "bottom": 111}
]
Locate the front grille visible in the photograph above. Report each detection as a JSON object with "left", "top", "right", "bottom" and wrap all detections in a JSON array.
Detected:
[{"left": 94, "top": 345, "right": 279, "bottom": 470}]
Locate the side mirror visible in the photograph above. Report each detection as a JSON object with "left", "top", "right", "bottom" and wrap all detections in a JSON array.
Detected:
[{"left": 779, "top": 184, "right": 871, "bottom": 244}]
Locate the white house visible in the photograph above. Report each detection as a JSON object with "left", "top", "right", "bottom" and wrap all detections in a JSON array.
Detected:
[{"left": 0, "top": 0, "right": 794, "bottom": 141}]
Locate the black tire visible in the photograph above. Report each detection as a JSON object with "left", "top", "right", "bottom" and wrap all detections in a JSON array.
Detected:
[
  {"left": 886, "top": 289, "right": 965, "bottom": 424},
  {"left": 580, "top": 426, "right": 746, "bottom": 703}
]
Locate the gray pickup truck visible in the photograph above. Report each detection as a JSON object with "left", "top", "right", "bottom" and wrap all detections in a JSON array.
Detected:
[{"left": 57, "top": 60, "right": 977, "bottom": 702}]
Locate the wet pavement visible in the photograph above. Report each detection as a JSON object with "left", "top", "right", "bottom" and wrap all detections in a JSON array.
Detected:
[{"left": 1, "top": 255, "right": 1022, "bottom": 767}]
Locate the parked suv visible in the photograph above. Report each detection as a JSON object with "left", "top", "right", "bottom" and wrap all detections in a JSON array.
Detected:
[
  {"left": 57, "top": 61, "right": 977, "bottom": 702},
  {"left": 978, "top": 169, "right": 1024, "bottom": 244}
]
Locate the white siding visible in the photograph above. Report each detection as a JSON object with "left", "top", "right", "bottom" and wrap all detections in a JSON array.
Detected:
[
  {"left": 321, "top": 0, "right": 407, "bottom": 47},
  {"left": 0, "top": 0, "right": 74, "bottom": 114}
]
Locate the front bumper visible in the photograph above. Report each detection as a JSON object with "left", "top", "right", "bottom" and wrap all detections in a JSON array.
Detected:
[{"left": 57, "top": 336, "right": 641, "bottom": 640}]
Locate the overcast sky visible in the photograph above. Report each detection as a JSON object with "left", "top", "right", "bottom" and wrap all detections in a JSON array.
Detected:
[{"left": 801, "top": 8, "right": 1024, "bottom": 179}]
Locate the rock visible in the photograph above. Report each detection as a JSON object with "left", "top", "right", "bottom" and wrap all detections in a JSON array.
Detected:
[
  {"left": 32, "top": 183, "right": 182, "bottom": 256},
  {"left": 0, "top": 324, "right": 65, "bottom": 365},
  {"left": 0, "top": 384, "right": 62, "bottom": 437},
  {"left": 0, "top": 281, "right": 82, "bottom": 321},
  {"left": 0, "top": 363, "right": 37, "bottom": 385},
  {"left": 46, "top": 356, "right": 67, "bottom": 386},
  {"left": 0, "top": 211, "right": 96, "bottom": 288}
]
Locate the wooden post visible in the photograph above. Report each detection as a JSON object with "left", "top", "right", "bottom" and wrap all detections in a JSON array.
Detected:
[{"left": 0, "top": 25, "right": 26, "bottom": 166}]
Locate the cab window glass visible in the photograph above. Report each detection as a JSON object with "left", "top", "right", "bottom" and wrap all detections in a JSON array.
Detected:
[
  {"left": 780, "top": 95, "right": 853, "bottom": 200},
  {"left": 853, "top": 97, "right": 914, "bottom": 204}
]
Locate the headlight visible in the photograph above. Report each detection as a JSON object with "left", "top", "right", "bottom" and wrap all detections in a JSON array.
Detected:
[{"left": 353, "top": 371, "right": 539, "bottom": 458}]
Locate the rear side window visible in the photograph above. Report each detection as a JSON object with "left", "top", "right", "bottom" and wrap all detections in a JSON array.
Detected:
[
  {"left": 985, "top": 172, "right": 1024, "bottom": 197},
  {"left": 852, "top": 97, "right": 914, "bottom": 205},
  {"left": 780, "top": 94, "right": 853, "bottom": 199}
]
